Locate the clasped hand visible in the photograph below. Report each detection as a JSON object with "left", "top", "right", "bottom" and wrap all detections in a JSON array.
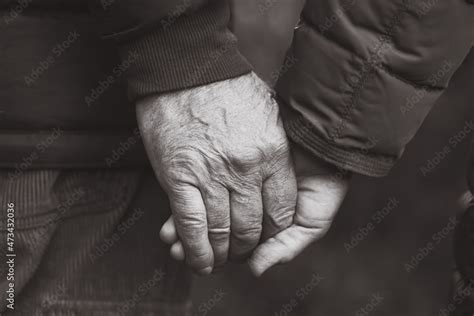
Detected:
[{"left": 137, "top": 73, "right": 349, "bottom": 276}]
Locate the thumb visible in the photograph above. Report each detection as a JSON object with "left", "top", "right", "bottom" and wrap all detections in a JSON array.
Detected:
[
  {"left": 248, "top": 224, "right": 321, "bottom": 277},
  {"left": 248, "top": 174, "right": 348, "bottom": 277}
]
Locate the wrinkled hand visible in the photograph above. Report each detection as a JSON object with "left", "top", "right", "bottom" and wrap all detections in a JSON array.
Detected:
[
  {"left": 136, "top": 73, "right": 297, "bottom": 275},
  {"left": 248, "top": 144, "right": 350, "bottom": 276},
  {"left": 162, "top": 129, "right": 350, "bottom": 276}
]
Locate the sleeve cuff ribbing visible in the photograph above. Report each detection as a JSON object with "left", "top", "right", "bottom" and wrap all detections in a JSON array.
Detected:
[{"left": 115, "top": 2, "right": 252, "bottom": 100}]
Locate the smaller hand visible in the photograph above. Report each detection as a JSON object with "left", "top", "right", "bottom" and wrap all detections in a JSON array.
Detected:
[{"left": 248, "top": 144, "right": 350, "bottom": 276}]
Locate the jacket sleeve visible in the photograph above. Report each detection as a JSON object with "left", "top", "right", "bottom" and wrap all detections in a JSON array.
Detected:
[
  {"left": 89, "top": 0, "right": 252, "bottom": 100},
  {"left": 276, "top": 0, "right": 474, "bottom": 177}
]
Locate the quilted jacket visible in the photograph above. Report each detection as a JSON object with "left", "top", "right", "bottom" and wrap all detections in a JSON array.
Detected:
[{"left": 277, "top": 0, "right": 474, "bottom": 176}]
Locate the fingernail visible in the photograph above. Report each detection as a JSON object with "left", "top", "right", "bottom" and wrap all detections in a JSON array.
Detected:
[{"left": 197, "top": 267, "right": 213, "bottom": 275}]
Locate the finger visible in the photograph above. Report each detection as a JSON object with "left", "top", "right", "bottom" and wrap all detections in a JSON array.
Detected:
[
  {"left": 170, "top": 241, "right": 185, "bottom": 261},
  {"left": 160, "top": 216, "right": 178, "bottom": 245},
  {"left": 261, "top": 157, "right": 297, "bottom": 240},
  {"left": 248, "top": 224, "right": 321, "bottom": 277},
  {"left": 249, "top": 175, "right": 348, "bottom": 276},
  {"left": 229, "top": 187, "right": 263, "bottom": 261},
  {"left": 169, "top": 184, "right": 213, "bottom": 275},
  {"left": 203, "top": 185, "right": 231, "bottom": 268}
]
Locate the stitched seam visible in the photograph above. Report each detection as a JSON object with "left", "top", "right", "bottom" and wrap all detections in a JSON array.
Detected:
[
  {"left": 375, "top": 63, "right": 445, "bottom": 91},
  {"left": 304, "top": 16, "right": 445, "bottom": 93},
  {"left": 333, "top": 1, "right": 413, "bottom": 141},
  {"left": 287, "top": 116, "right": 396, "bottom": 177},
  {"left": 289, "top": 127, "right": 392, "bottom": 177},
  {"left": 300, "top": 1, "right": 414, "bottom": 142},
  {"left": 301, "top": 16, "right": 366, "bottom": 63},
  {"left": 292, "top": 116, "right": 396, "bottom": 162},
  {"left": 295, "top": 20, "right": 373, "bottom": 143}
]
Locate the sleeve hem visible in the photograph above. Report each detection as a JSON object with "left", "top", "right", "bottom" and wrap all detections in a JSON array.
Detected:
[{"left": 285, "top": 114, "right": 396, "bottom": 177}]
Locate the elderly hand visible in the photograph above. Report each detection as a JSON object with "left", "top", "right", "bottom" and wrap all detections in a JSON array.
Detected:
[
  {"left": 160, "top": 129, "right": 350, "bottom": 276},
  {"left": 248, "top": 144, "right": 350, "bottom": 276},
  {"left": 136, "top": 72, "right": 297, "bottom": 275}
]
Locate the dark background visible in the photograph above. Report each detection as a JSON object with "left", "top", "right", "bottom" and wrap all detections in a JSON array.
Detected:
[{"left": 191, "top": 1, "right": 474, "bottom": 315}]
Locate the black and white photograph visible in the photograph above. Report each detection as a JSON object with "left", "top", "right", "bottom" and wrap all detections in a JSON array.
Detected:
[{"left": 0, "top": 0, "right": 473, "bottom": 315}]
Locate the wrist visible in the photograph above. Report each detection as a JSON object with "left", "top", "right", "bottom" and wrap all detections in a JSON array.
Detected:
[
  {"left": 291, "top": 142, "right": 352, "bottom": 180},
  {"left": 136, "top": 72, "right": 270, "bottom": 117}
]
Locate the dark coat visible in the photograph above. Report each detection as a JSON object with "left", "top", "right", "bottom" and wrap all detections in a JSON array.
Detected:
[
  {"left": 277, "top": 0, "right": 474, "bottom": 177},
  {"left": 0, "top": 0, "right": 251, "bottom": 168}
]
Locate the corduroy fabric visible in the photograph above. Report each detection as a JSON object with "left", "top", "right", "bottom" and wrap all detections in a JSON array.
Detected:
[{"left": 0, "top": 169, "right": 191, "bottom": 316}]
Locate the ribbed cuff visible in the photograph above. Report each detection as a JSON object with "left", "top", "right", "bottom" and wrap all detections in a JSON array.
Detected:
[
  {"left": 116, "top": 2, "right": 252, "bottom": 100},
  {"left": 284, "top": 114, "right": 396, "bottom": 177}
]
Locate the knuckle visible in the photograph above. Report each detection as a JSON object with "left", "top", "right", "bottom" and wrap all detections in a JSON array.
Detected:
[
  {"left": 175, "top": 212, "right": 207, "bottom": 233},
  {"left": 228, "top": 147, "right": 265, "bottom": 173},
  {"left": 204, "top": 195, "right": 231, "bottom": 231},
  {"left": 187, "top": 248, "right": 211, "bottom": 268},
  {"left": 232, "top": 225, "right": 262, "bottom": 243},
  {"left": 232, "top": 191, "right": 259, "bottom": 205},
  {"left": 296, "top": 213, "right": 334, "bottom": 233},
  {"left": 266, "top": 144, "right": 292, "bottom": 172},
  {"left": 162, "top": 148, "right": 206, "bottom": 183},
  {"left": 209, "top": 231, "right": 230, "bottom": 244},
  {"left": 202, "top": 186, "right": 228, "bottom": 205},
  {"left": 266, "top": 207, "right": 294, "bottom": 226},
  {"left": 206, "top": 210, "right": 230, "bottom": 231},
  {"left": 167, "top": 158, "right": 195, "bottom": 177},
  {"left": 207, "top": 216, "right": 230, "bottom": 230},
  {"left": 188, "top": 246, "right": 210, "bottom": 260},
  {"left": 183, "top": 240, "right": 211, "bottom": 268}
]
